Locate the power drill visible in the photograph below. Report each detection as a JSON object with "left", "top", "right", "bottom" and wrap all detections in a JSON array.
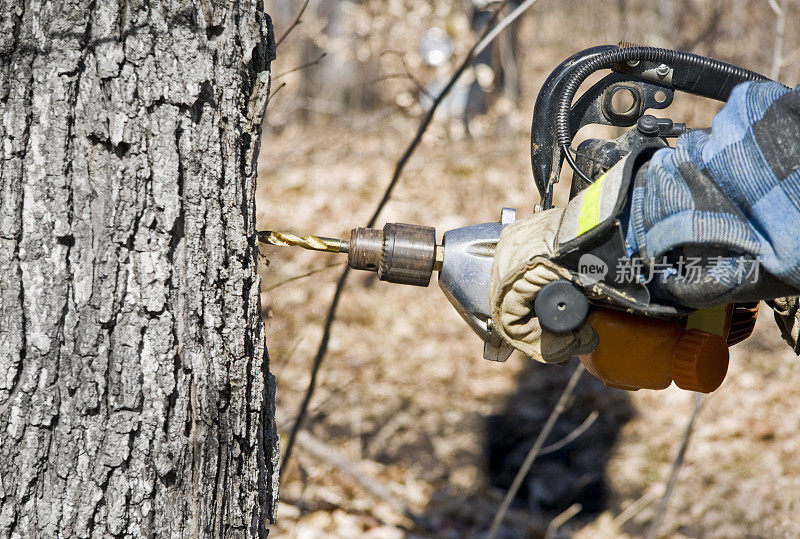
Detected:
[
  {"left": 261, "top": 44, "right": 779, "bottom": 393},
  {"left": 261, "top": 208, "right": 519, "bottom": 362}
]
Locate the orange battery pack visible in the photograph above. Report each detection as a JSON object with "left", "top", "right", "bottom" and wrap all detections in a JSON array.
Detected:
[{"left": 579, "top": 305, "right": 738, "bottom": 393}]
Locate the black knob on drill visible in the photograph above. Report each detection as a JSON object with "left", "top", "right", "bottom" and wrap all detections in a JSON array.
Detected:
[
  {"left": 534, "top": 280, "right": 589, "bottom": 333},
  {"left": 636, "top": 114, "right": 687, "bottom": 137}
]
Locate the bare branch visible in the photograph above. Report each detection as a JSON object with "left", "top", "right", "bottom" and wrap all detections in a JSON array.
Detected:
[
  {"left": 374, "top": 73, "right": 433, "bottom": 99},
  {"left": 269, "top": 82, "right": 287, "bottom": 100},
  {"left": 281, "top": 0, "right": 552, "bottom": 478},
  {"left": 769, "top": 0, "right": 788, "bottom": 80},
  {"left": 276, "top": 0, "right": 311, "bottom": 49},
  {"left": 271, "top": 338, "right": 303, "bottom": 373},
  {"left": 645, "top": 394, "right": 705, "bottom": 539},
  {"left": 264, "top": 262, "right": 345, "bottom": 292},
  {"left": 780, "top": 46, "right": 800, "bottom": 68},
  {"left": 378, "top": 50, "right": 434, "bottom": 99},
  {"left": 610, "top": 463, "right": 698, "bottom": 531},
  {"left": 280, "top": 0, "right": 545, "bottom": 480},
  {"left": 487, "top": 363, "right": 585, "bottom": 539},
  {"left": 289, "top": 428, "right": 428, "bottom": 529},
  {"left": 274, "top": 52, "right": 327, "bottom": 81},
  {"left": 611, "top": 484, "right": 663, "bottom": 530},
  {"left": 280, "top": 265, "right": 352, "bottom": 479},
  {"left": 474, "top": 0, "right": 541, "bottom": 60},
  {"left": 545, "top": 503, "right": 582, "bottom": 539},
  {"left": 384, "top": 51, "right": 434, "bottom": 101},
  {"left": 538, "top": 410, "right": 599, "bottom": 456}
]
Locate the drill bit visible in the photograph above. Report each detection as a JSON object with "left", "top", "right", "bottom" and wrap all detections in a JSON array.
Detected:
[
  {"left": 258, "top": 230, "right": 349, "bottom": 254},
  {"left": 260, "top": 223, "right": 441, "bottom": 286}
]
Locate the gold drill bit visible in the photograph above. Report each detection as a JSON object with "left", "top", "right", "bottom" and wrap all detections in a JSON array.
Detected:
[{"left": 258, "top": 230, "right": 349, "bottom": 254}]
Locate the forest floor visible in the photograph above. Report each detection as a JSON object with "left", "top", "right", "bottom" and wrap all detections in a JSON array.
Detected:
[{"left": 257, "top": 108, "right": 800, "bottom": 538}]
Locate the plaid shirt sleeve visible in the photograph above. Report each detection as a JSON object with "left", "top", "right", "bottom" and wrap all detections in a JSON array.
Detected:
[{"left": 625, "top": 81, "right": 800, "bottom": 308}]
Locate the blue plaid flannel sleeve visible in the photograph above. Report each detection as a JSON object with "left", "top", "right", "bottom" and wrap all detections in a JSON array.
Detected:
[{"left": 624, "top": 81, "right": 800, "bottom": 308}]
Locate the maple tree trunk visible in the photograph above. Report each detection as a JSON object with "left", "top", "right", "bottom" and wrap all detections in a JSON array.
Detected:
[{"left": 0, "top": 1, "right": 278, "bottom": 536}]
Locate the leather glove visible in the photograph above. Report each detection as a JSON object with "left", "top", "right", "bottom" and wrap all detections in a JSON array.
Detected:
[
  {"left": 768, "top": 296, "right": 800, "bottom": 355},
  {"left": 490, "top": 208, "right": 599, "bottom": 363}
]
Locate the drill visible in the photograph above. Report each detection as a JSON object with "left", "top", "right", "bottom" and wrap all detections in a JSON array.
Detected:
[{"left": 261, "top": 44, "right": 778, "bottom": 393}]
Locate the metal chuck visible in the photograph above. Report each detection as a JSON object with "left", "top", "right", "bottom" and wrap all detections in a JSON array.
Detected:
[{"left": 259, "top": 223, "right": 440, "bottom": 287}]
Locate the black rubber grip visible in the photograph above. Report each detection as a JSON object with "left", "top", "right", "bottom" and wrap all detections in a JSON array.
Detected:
[{"left": 534, "top": 280, "right": 589, "bottom": 333}]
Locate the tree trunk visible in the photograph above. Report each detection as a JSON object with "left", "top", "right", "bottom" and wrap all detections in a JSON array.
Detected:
[{"left": 0, "top": 1, "right": 278, "bottom": 537}]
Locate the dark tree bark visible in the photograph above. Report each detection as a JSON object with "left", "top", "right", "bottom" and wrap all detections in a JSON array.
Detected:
[{"left": 0, "top": 1, "right": 278, "bottom": 536}]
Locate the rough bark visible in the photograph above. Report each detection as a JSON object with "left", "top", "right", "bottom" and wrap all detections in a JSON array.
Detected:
[{"left": 0, "top": 1, "right": 278, "bottom": 537}]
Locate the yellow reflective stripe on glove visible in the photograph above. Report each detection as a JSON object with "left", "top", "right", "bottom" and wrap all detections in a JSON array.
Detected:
[
  {"left": 576, "top": 170, "right": 608, "bottom": 235},
  {"left": 558, "top": 154, "right": 629, "bottom": 246}
]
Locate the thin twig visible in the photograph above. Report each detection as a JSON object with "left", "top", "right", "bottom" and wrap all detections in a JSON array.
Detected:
[
  {"left": 264, "top": 262, "right": 345, "bottom": 292},
  {"left": 780, "top": 46, "right": 800, "bottom": 68},
  {"left": 269, "top": 82, "right": 287, "bottom": 100},
  {"left": 538, "top": 410, "right": 599, "bottom": 456},
  {"left": 271, "top": 338, "right": 303, "bottom": 373},
  {"left": 487, "top": 363, "right": 586, "bottom": 539},
  {"left": 281, "top": 0, "right": 546, "bottom": 478},
  {"left": 362, "top": 10, "right": 507, "bottom": 230},
  {"left": 281, "top": 266, "right": 351, "bottom": 478},
  {"left": 645, "top": 394, "right": 705, "bottom": 539},
  {"left": 769, "top": 0, "right": 788, "bottom": 81},
  {"left": 290, "top": 428, "right": 429, "bottom": 529},
  {"left": 545, "top": 503, "right": 582, "bottom": 539},
  {"left": 276, "top": 381, "right": 351, "bottom": 431},
  {"left": 274, "top": 52, "right": 327, "bottom": 81},
  {"left": 609, "top": 463, "right": 698, "bottom": 531},
  {"left": 473, "top": 0, "right": 540, "bottom": 58},
  {"left": 378, "top": 50, "right": 434, "bottom": 99},
  {"left": 374, "top": 74, "right": 433, "bottom": 100},
  {"left": 611, "top": 483, "right": 664, "bottom": 532},
  {"left": 276, "top": 0, "right": 310, "bottom": 49},
  {"left": 611, "top": 484, "right": 663, "bottom": 530}
]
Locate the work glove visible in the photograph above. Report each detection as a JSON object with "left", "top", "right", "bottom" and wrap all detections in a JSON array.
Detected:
[
  {"left": 490, "top": 208, "right": 599, "bottom": 363},
  {"left": 768, "top": 296, "right": 800, "bottom": 355}
]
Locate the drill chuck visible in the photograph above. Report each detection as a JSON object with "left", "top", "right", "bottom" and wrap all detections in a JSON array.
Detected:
[
  {"left": 347, "top": 227, "right": 384, "bottom": 272},
  {"left": 349, "top": 223, "right": 437, "bottom": 286},
  {"left": 260, "top": 223, "right": 439, "bottom": 287}
]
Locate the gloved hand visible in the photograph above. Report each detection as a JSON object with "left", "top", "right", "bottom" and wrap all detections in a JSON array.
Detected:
[
  {"left": 628, "top": 81, "right": 800, "bottom": 309},
  {"left": 490, "top": 208, "right": 598, "bottom": 363},
  {"left": 768, "top": 296, "right": 800, "bottom": 355}
]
